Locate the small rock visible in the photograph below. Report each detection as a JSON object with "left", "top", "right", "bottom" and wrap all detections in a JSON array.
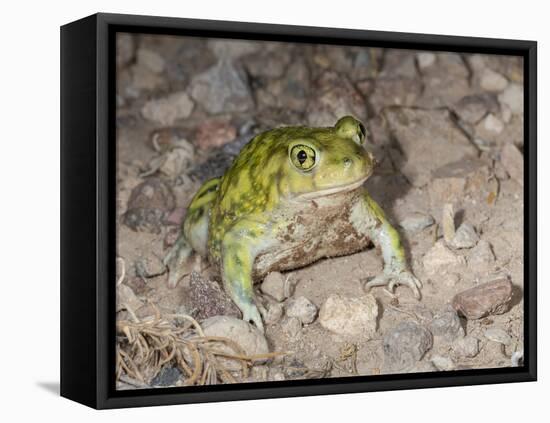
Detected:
[
  {"left": 123, "top": 178, "right": 175, "bottom": 233},
  {"left": 261, "top": 272, "right": 287, "bottom": 302},
  {"left": 480, "top": 68, "right": 508, "bottom": 92},
  {"left": 484, "top": 327, "right": 512, "bottom": 346},
  {"left": 416, "top": 52, "right": 436, "bottom": 69},
  {"left": 136, "top": 48, "right": 165, "bottom": 74},
  {"left": 319, "top": 294, "right": 378, "bottom": 337},
  {"left": 190, "top": 59, "right": 254, "bottom": 114},
  {"left": 281, "top": 316, "right": 302, "bottom": 339},
  {"left": 442, "top": 203, "right": 456, "bottom": 244},
  {"left": 429, "top": 305, "right": 465, "bottom": 341},
  {"left": 285, "top": 296, "right": 318, "bottom": 325},
  {"left": 481, "top": 113, "right": 505, "bottom": 134},
  {"left": 431, "top": 355, "right": 456, "bottom": 371},
  {"left": 208, "top": 39, "right": 260, "bottom": 60},
  {"left": 383, "top": 321, "right": 433, "bottom": 372},
  {"left": 369, "top": 77, "right": 423, "bottom": 115},
  {"left": 423, "top": 241, "right": 466, "bottom": 274},
  {"left": 141, "top": 91, "right": 194, "bottom": 126},
  {"left": 151, "top": 366, "right": 182, "bottom": 387},
  {"left": 452, "top": 276, "right": 513, "bottom": 319},
  {"left": 263, "top": 302, "right": 284, "bottom": 325},
  {"left": 116, "top": 283, "right": 143, "bottom": 312},
  {"left": 184, "top": 272, "right": 241, "bottom": 320},
  {"left": 500, "top": 143, "right": 524, "bottom": 186},
  {"left": 449, "top": 223, "right": 479, "bottom": 249},
  {"left": 194, "top": 118, "right": 237, "bottom": 150},
  {"left": 453, "top": 94, "right": 499, "bottom": 125},
  {"left": 498, "top": 83, "right": 523, "bottom": 114},
  {"left": 467, "top": 240, "right": 495, "bottom": 270},
  {"left": 410, "top": 361, "right": 437, "bottom": 373},
  {"left": 201, "top": 315, "right": 269, "bottom": 359},
  {"left": 453, "top": 336, "right": 480, "bottom": 358},
  {"left": 399, "top": 213, "right": 435, "bottom": 233}
]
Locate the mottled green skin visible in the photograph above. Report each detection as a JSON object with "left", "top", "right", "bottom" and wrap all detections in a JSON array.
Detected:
[{"left": 166, "top": 116, "right": 421, "bottom": 331}]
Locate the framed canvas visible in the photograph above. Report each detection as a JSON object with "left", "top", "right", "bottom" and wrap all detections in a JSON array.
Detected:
[{"left": 60, "top": 12, "right": 537, "bottom": 409}]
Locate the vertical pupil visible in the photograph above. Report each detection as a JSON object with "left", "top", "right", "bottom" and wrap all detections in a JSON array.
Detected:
[{"left": 297, "top": 150, "right": 307, "bottom": 164}]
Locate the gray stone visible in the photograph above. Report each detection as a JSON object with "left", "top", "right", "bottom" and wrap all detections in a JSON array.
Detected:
[
  {"left": 141, "top": 91, "right": 194, "bottom": 126},
  {"left": 263, "top": 302, "right": 284, "bottom": 325},
  {"left": 123, "top": 178, "right": 175, "bottom": 234},
  {"left": 429, "top": 306, "right": 465, "bottom": 341},
  {"left": 116, "top": 33, "right": 135, "bottom": 68},
  {"left": 453, "top": 94, "right": 499, "bottom": 125},
  {"left": 480, "top": 68, "right": 508, "bottom": 92},
  {"left": 136, "top": 48, "right": 165, "bottom": 74},
  {"left": 285, "top": 296, "right": 318, "bottom": 325},
  {"left": 410, "top": 361, "right": 437, "bottom": 373},
  {"left": 208, "top": 39, "right": 260, "bottom": 60},
  {"left": 399, "top": 213, "right": 435, "bottom": 233},
  {"left": 484, "top": 327, "right": 512, "bottom": 346},
  {"left": 416, "top": 52, "right": 436, "bottom": 69},
  {"left": 151, "top": 366, "right": 182, "bottom": 387},
  {"left": 452, "top": 276, "right": 513, "bottom": 320},
  {"left": 450, "top": 223, "right": 479, "bottom": 249},
  {"left": 467, "top": 240, "right": 495, "bottom": 270},
  {"left": 369, "top": 77, "right": 423, "bottom": 115},
  {"left": 500, "top": 143, "right": 524, "bottom": 186},
  {"left": 319, "top": 294, "right": 378, "bottom": 338},
  {"left": 383, "top": 321, "right": 433, "bottom": 372},
  {"left": 423, "top": 241, "right": 466, "bottom": 274},
  {"left": 261, "top": 272, "right": 287, "bottom": 302},
  {"left": 190, "top": 59, "right": 254, "bottom": 114},
  {"left": 453, "top": 336, "right": 480, "bottom": 358},
  {"left": 184, "top": 272, "right": 241, "bottom": 320},
  {"left": 431, "top": 355, "right": 456, "bottom": 371},
  {"left": 498, "top": 83, "right": 523, "bottom": 114},
  {"left": 201, "top": 316, "right": 269, "bottom": 358}
]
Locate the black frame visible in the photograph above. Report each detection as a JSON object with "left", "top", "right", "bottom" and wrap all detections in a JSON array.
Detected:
[{"left": 60, "top": 12, "right": 537, "bottom": 409}]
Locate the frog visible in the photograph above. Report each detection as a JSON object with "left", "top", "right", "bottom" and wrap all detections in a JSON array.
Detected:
[{"left": 164, "top": 116, "right": 421, "bottom": 332}]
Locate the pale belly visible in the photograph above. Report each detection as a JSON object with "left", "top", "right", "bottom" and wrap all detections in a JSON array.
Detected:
[{"left": 252, "top": 188, "right": 377, "bottom": 281}]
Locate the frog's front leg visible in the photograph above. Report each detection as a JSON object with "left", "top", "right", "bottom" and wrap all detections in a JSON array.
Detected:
[
  {"left": 355, "top": 190, "right": 422, "bottom": 299},
  {"left": 221, "top": 220, "right": 268, "bottom": 332}
]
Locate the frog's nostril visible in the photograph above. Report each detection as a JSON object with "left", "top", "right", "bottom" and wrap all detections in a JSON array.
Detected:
[{"left": 343, "top": 157, "right": 352, "bottom": 168}]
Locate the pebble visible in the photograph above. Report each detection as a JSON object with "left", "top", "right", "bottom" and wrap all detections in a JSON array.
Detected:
[
  {"left": 422, "top": 241, "right": 466, "bottom": 274},
  {"left": 136, "top": 48, "right": 165, "bottom": 74},
  {"left": 123, "top": 178, "right": 175, "bottom": 233},
  {"left": 201, "top": 316, "right": 269, "bottom": 360},
  {"left": 467, "top": 239, "right": 495, "bottom": 270},
  {"left": 383, "top": 321, "right": 433, "bottom": 372},
  {"left": 194, "top": 118, "right": 237, "bottom": 150},
  {"left": 481, "top": 113, "right": 505, "bottom": 135},
  {"left": 116, "top": 33, "right": 135, "bottom": 68},
  {"left": 500, "top": 143, "right": 524, "bottom": 186},
  {"left": 319, "top": 294, "right": 378, "bottom": 337},
  {"left": 484, "top": 327, "right": 512, "bottom": 346},
  {"left": 207, "top": 39, "right": 260, "bottom": 60},
  {"left": 431, "top": 355, "right": 456, "bottom": 371},
  {"left": 184, "top": 272, "right": 241, "bottom": 320},
  {"left": 453, "top": 336, "right": 480, "bottom": 358},
  {"left": 263, "top": 302, "right": 284, "bottom": 325},
  {"left": 453, "top": 94, "right": 499, "bottom": 125},
  {"left": 409, "top": 361, "right": 437, "bottom": 373},
  {"left": 429, "top": 305, "right": 465, "bottom": 341},
  {"left": 260, "top": 272, "right": 288, "bottom": 302},
  {"left": 480, "top": 68, "right": 508, "bottom": 92},
  {"left": 399, "top": 212, "right": 435, "bottom": 233},
  {"left": 498, "top": 83, "right": 523, "bottom": 114},
  {"left": 190, "top": 59, "right": 254, "bottom": 114},
  {"left": 285, "top": 296, "right": 318, "bottom": 325},
  {"left": 449, "top": 223, "right": 479, "bottom": 249},
  {"left": 452, "top": 276, "right": 513, "bottom": 319},
  {"left": 151, "top": 366, "right": 182, "bottom": 387},
  {"left": 416, "top": 52, "right": 436, "bottom": 69},
  {"left": 281, "top": 316, "right": 302, "bottom": 339},
  {"left": 141, "top": 91, "right": 194, "bottom": 126}
]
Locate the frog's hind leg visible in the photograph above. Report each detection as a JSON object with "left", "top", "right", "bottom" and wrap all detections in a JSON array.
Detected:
[{"left": 164, "top": 177, "right": 220, "bottom": 288}]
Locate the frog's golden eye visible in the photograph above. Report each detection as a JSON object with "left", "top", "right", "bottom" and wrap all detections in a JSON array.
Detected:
[{"left": 290, "top": 144, "right": 317, "bottom": 171}]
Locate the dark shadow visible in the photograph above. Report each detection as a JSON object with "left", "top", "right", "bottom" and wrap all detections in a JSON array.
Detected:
[
  {"left": 509, "top": 283, "right": 524, "bottom": 310},
  {"left": 454, "top": 208, "right": 465, "bottom": 228},
  {"left": 36, "top": 381, "right": 60, "bottom": 396}
]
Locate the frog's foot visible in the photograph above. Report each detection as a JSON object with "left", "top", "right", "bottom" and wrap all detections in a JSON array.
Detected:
[
  {"left": 163, "top": 235, "right": 194, "bottom": 288},
  {"left": 363, "top": 269, "right": 422, "bottom": 300},
  {"left": 241, "top": 302, "right": 265, "bottom": 333}
]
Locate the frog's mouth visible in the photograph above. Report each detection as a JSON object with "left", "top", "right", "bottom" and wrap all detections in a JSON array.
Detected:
[{"left": 296, "top": 175, "right": 369, "bottom": 200}]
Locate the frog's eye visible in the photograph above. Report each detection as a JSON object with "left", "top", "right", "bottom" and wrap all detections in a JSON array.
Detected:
[
  {"left": 290, "top": 144, "right": 317, "bottom": 171},
  {"left": 335, "top": 115, "right": 367, "bottom": 145}
]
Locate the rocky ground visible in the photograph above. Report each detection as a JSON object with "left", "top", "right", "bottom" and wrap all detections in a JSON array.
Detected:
[{"left": 115, "top": 33, "right": 525, "bottom": 389}]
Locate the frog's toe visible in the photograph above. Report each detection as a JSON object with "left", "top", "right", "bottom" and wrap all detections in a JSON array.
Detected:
[
  {"left": 163, "top": 236, "right": 194, "bottom": 288},
  {"left": 242, "top": 304, "right": 265, "bottom": 333},
  {"left": 388, "top": 271, "right": 422, "bottom": 300}
]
